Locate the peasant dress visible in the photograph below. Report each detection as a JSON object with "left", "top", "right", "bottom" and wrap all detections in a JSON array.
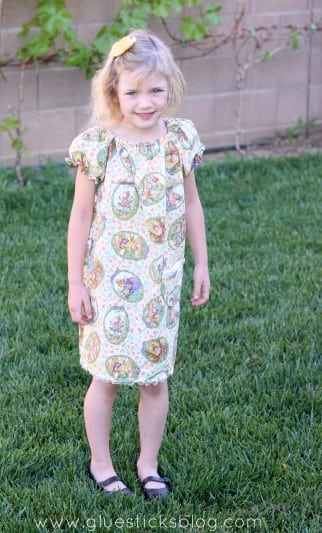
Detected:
[{"left": 66, "top": 117, "right": 204, "bottom": 386}]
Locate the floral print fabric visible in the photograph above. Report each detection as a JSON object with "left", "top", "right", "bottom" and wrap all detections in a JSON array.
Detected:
[{"left": 66, "top": 117, "right": 204, "bottom": 385}]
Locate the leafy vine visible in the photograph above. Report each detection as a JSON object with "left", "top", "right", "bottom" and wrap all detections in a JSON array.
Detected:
[{"left": 1, "top": 0, "right": 222, "bottom": 78}]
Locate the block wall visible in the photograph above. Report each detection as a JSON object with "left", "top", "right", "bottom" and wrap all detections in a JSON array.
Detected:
[{"left": 0, "top": 0, "right": 321, "bottom": 166}]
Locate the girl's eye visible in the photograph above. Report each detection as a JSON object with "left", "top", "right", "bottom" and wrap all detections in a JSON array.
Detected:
[
  {"left": 152, "top": 88, "right": 164, "bottom": 94},
  {"left": 125, "top": 91, "right": 137, "bottom": 96}
]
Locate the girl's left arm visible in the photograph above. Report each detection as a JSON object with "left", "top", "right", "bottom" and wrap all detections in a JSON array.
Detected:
[{"left": 184, "top": 171, "right": 210, "bottom": 306}]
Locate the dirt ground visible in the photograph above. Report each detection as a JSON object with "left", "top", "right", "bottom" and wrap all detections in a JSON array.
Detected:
[{"left": 205, "top": 123, "right": 322, "bottom": 160}]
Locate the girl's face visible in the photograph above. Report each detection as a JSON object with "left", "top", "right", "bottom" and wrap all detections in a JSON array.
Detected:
[{"left": 116, "top": 70, "right": 169, "bottom": 138}]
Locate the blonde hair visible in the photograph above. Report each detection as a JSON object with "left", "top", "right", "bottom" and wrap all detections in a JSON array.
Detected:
[{"left": 89, "top": 29, "right": 186, "bottom": 127}]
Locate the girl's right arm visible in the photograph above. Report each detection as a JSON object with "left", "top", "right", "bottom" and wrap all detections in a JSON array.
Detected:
[{"left": 67, "top": 167, "right": 96, "bottom": 325}]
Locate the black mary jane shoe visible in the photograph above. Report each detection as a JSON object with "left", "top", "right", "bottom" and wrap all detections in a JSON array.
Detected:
[
  {"left": 88, "top": 469, "right": 134, "bottom": 497},
  {"left": 140, "top": 475, "right": 171, "bottom": 500}
]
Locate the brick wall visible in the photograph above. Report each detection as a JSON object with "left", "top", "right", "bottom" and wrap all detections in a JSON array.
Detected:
[{"left": 0, "top": 0, "right": 321, "bottom": 166}]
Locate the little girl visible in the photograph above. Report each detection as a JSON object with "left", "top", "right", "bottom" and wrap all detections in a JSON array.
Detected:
[{"left": 66, "top": 29, "right": 210, "bottom": 499}]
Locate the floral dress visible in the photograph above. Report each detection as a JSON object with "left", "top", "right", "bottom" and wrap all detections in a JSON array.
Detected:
[{"left": 66, "top": 117, "right": 204, "bottom": 385}]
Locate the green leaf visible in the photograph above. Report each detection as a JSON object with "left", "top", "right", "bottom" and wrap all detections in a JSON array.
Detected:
[
  {"left": 44, "top": 13, "right": 70, "bottom": 35},
  {"left": 206, "top": 2, "right": 222, "bottom": 21},
  {"left": 206, "top": 12, "right": 222, "bottom": 27},
  {"left": 66, "top": 44, "right": 93, "bottom": 70},
  {"left": 181, "top": 17, "right": 208, "bottom": 40},
  {"left": 92, "top": 26, "right": 112, "bottom": 55},
  {"left": 290, "top": 27, "right": 301, "bottom": 50},
  {"left": 205, "top": 3, "right": 222, "bottom": 26},
  {"left": 18, "top": 22, "right": 32, "bottom": 40},
  {"left": 12, "top": 139, "right": 25, "bottom": 151},
  {"left": 117, "top": 4, "right": 150, "bottom": 29},
  {"left": 169, "top": 0, "right": 186, "bottom": 13},
  {"left": 18, "top": 34, "right": 51, "bottom": 59},
  {"left": 0, "top": 117, "right": 20, "bottom": 132},
  {"left": 263, "top": 51, "right": 274, "bottom": 61},
  {"left": 188, "top": 0, "right": 203, "bottom": 6},
  {"left": 63, "top": 27, "right": 79, "bottom": 44},
  {"left": 152, "top": 4, "right": 171, "bottom": 18}
]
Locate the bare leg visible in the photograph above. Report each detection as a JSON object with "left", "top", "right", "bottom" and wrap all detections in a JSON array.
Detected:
[
  {"left": 84, "top": 378, "right": 126, "bottom": 491},
  {"left": 137, "top": 380, "right": 169, "bottom": 489}
]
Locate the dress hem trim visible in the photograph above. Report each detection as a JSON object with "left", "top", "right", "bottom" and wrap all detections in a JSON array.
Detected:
[{"left": 80, "top": 361, "right": 173, "bottom": 386}]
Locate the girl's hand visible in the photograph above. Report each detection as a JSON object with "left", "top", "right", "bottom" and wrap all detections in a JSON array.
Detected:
[
  {"left": 68, "top": 283, "right": 93, "bottom": 325},
  {"left": 191, "top": 264, "right": 210, "bottom": 306}
]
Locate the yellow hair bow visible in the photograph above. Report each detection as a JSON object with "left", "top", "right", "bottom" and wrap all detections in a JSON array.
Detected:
[{"left": 110, "top": 35, "right": 136, "bottom": 58}]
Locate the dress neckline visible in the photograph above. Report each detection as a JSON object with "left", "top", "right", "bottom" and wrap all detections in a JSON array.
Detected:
[{"left": 107, "top": 117, "right": 172, "bottom": 146}]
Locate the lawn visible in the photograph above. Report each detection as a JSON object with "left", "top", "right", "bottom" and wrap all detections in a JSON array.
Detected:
[{"left": 0, "top": 155, "right": 321, "bottom": 532}]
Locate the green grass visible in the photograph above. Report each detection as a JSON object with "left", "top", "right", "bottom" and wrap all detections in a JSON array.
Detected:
[{"left": 0, "top": 155, "right": 321, "bottom": 532}]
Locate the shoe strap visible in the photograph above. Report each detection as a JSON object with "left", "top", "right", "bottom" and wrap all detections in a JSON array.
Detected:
[
  {"left": 97, "top": 475, "right": 122, "bottom": 489},
  {"left": 141, "top": 475, "right": 170, "bottom": 487}
]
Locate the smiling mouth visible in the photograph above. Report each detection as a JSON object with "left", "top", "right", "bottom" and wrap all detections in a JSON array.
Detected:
[{"left": 135, "top": 112, "right": 155, "bottom": 120}]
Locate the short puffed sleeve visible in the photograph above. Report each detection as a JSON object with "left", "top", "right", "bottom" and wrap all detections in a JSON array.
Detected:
[
  {"left": 65, "top": 127, "right": 112, "bottom": 184},
  {"left": 168, "top": 118, "right": 205, "bottom": 177}
]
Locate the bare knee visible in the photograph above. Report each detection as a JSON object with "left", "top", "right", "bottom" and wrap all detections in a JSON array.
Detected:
[
  {"left": 139, "top": 380, "right": 168, "bottom": 399},
  {"left": 88, "top": 378, "right": 119, "bottom": 401}
]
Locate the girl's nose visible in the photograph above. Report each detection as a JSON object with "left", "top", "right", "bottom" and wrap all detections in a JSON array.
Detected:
[{"left": 137, "top": 94, "right": 153, "bottom": 109}]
